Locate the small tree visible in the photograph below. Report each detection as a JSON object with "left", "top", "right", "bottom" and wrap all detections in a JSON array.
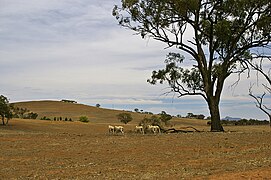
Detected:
[
  {"left": 117, "top": 113, "right": 133, "bottom": 124},
  {"left": 196, "top": 114, "right": 205, "bottom": 120},
  {"left": 186, "top": 113, "right": 195, "bottom": 119},
  {"left": 96, "top": 104, "right": 101, "bottom": 108},
  {"left": 0, "top": 95, "right": 12, "bottom": 125},
  {"left": 176, "top": 114, "right": 182, "bottom": 118},
  {"left": 79, "top": 116, "right": 89, "bottom": 123}
]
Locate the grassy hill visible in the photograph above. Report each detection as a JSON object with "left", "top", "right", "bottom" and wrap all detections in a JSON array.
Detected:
[
  {"left": 13, "top": 100, "right": 134, "bottom": 123},
  {"left": 12, "top": 100, "right": 209, "bottom": 128}
]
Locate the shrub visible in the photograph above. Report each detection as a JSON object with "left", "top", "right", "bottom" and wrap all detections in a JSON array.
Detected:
[
  {"left": 23, "top": 112, "right": 38, "bottom": 119},
  {"left": 79, "top": 116, "right": 89, "bottom": 123},
  {"left": 41, "top": 116, "right": 51, "bottom": 120},
  {"left": 117, "top": 113, "right": 133, "bottom": 124},
  {"left": 186, "top": 112, "right": 205, "bottom": 119},
  {"left": 10, "top": 105, "right": 39, "bottom": 119}
]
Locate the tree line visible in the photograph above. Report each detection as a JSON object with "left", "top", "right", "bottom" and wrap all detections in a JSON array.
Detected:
[
  {"left": 117, "top": 111, "right": 172, "bottom": 129},
  {"left": 208, "top": 119, "right": 269, "bottom": 126}
]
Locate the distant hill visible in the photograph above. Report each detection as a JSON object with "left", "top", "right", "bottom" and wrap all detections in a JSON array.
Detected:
[
  {"left": 12, "top": 100, "right": 208, "bottom": 127},
  {"left": 13, "top": 100, "right": 137, "bottom": 123},
  {"left": 222, "top": 116, "right": 242, "bottom": 121}
]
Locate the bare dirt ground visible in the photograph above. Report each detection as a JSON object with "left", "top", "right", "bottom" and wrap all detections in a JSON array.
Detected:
[{"left": 1, "top": 119, "right": 271, "bottom": 179}]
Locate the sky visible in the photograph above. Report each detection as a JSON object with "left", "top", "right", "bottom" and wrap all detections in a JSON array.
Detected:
[{"left": 0, "top": 0, "right": 270, "bottom": 120}]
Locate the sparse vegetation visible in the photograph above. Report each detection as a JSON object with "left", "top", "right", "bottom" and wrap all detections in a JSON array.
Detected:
[
  {"left": 10, "top": 105, "right": 39, "bottom": 119},
  {"left": 79, "top": 116, "right": 89, "bottom": 123},
  {"left": 133, "top": 108, "right": 153, "bottom": 115},
  {"left": 186, "top": 113, "right": 205, "bottom": 120},
  {"left": 2, "top": 100, "right": 271, "bottom": 179},
  {"left": 61, "top": 99, "right": 77, "bottom": 103},
  {"left": 23, "top": 112, "right": 38, "bottom": 119},
  {"left": 40, "top": 116, "right": 51, "bottom": 120}
]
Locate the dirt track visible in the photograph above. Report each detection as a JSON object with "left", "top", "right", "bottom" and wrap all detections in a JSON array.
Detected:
[{"left": 1, "top": 119, "right": 271, "bottom": 179}]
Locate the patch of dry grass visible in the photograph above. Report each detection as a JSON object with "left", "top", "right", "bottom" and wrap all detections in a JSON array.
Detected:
[{"left": 0, "top": 119, "right": 270, "bottom": 179}]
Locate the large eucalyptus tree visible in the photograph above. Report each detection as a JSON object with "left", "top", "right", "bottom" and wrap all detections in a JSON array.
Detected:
[{"left": 113, "top": 0, "right": 271, "bottom": 131}]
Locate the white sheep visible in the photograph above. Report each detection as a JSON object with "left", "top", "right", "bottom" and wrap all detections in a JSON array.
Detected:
[
  {"left": 108, "top": 125, "right": 115, "bottom": 134},
  {"left": 114, "top": 126, "right": 124, "bottom": 134},
  {"left": 135, "top": 125, "right": 144, "bottom": 134},
  {"left": 147, "top": 125, "right": 161, "bottom": 134}
]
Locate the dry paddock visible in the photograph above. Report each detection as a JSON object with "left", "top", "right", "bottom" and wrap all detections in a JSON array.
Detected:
[{"left": 0, "top": 119, "right": 271, "bottom": 179}]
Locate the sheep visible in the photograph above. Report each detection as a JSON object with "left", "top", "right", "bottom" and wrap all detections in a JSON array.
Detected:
[
  {"left": 135, "top": 125, "right": 144, "bottom": 134},
  {"left": 108, "top": 125, "right": 115, "bottom": 134},
  {"left": 153, "top": 125, "right": 161, "bottom": 134},
  {"left": 146, "top": 125, "right": 161, "bottom": 134},
  {"left": 114, "top": 126, "right": 124, "bottom": 134}
]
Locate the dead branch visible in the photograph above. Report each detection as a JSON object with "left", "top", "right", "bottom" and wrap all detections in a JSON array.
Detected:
[{"left": 164, "top": 126, "right": 203, "bottom": 133}]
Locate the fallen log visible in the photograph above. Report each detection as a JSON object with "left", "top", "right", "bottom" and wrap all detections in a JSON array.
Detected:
[{"left": 164, "top": 126, "right": 202, "bottom": 133}]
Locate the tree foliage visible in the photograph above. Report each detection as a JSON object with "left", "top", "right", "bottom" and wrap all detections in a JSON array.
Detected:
[
  {"left": 11, "top": 106, "right": 38, "bottom": 119},
  {"left": 0, "top": 95, "right": 12, "bottom": 125},
  {"left": 186, "top": 112, "right": 205, "bottom": 119},
  {"left": 113, "top": 0, "right": 271, "bottom": 131},
  {"left": 139, "top": 115, "right": 161, "bottom": 127},
  {"left": 117, "top": 112, "right": 133, "bottom": 124},
  {"left": 79, "top": 116, "right": 89, "bottom": 123},
  {"left": 159, "top": 111, "right": 172, "bottom": 125}
]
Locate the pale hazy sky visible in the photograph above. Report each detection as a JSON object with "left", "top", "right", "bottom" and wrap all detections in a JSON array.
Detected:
[{"left": 0, "top": 0, "right": 270, "bottom": 119}]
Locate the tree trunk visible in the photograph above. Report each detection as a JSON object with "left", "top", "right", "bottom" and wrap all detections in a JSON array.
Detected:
[
  {"left": 5, "top": 118, "right": 9, "bottom": 125},
  {"left": 1, "top": 116, "right": 5, "bottom": 125},
  {"left": 208, "top": 98, "right": 224, "bottom": 132}
]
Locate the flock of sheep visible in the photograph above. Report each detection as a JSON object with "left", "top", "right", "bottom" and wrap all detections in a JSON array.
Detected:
[{"left": 108, "top": 125, "right": 161, "bottom": 135}]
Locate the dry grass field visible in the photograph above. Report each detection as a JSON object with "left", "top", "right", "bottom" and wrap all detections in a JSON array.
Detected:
[{"left": 1, "top": 101, "right": 271, "bottom": 179}]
